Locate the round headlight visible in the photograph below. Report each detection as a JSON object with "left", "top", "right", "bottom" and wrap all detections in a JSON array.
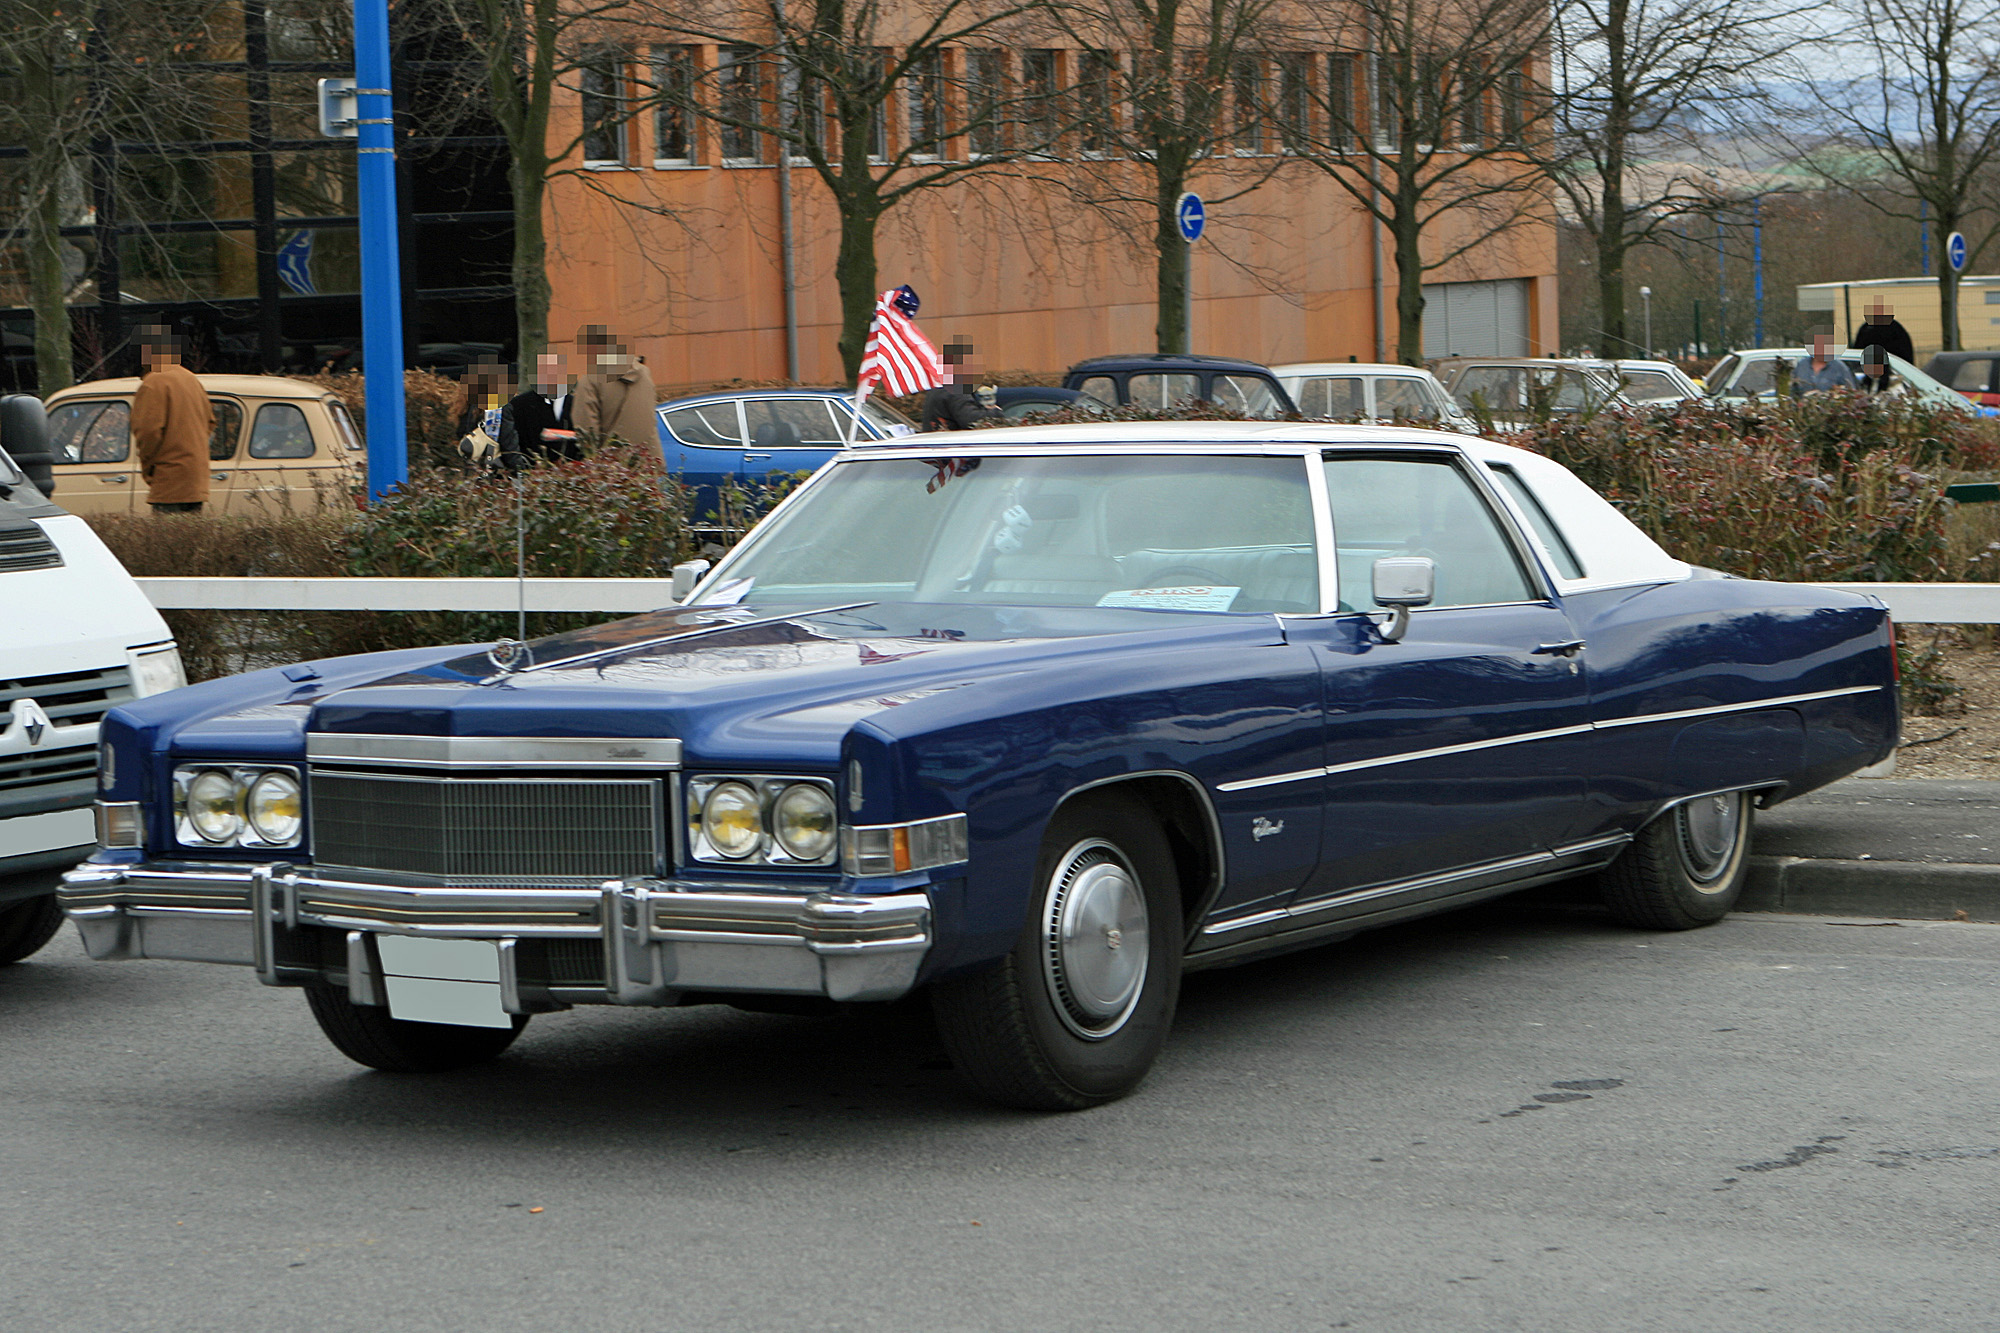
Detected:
[
  {"left": 701, "top": 781, "right": 763, "bottom": 859},
  {"left": 185, "top": 769, "right": 243, "bottom": 843},
  {"left": 771, "top": 783, "right": 836, "bottom": 862},
  {"left": 246, "top": 770, "right": 302, "bottom": 844}
]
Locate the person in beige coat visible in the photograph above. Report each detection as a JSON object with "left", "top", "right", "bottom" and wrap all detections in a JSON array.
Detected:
[
  {"left": 571, "top": 325, "right": 659, "bottom": 449},
  {"left": 130, "top": 325, "right": 215, "bottom": 512}
]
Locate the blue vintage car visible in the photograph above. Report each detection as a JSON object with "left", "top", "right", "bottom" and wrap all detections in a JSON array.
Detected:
[
  {"left": 62, "top": 424, "right": 1897, "bottom": 1109},
  {"left": 655, "top": 388, "right": 918, "bottom": 512}
]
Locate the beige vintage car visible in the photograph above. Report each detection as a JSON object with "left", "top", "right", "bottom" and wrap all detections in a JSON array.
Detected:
[{"left": 42, "top": 374, "right": 363, "bottom": 514}]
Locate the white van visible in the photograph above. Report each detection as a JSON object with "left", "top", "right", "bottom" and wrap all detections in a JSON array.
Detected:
[{"left": 0, "top": 395, "right": 183, "bottom": 964}]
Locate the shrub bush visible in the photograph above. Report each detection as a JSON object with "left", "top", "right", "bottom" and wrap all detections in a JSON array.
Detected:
[
  {"left": 298, "top": 368, "right": 467, "bottom": 470},
  {"left": 1517, "top": 400, "right": 1964, "bottom": 582}
]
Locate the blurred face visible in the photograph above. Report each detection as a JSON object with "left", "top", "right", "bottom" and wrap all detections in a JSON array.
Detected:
[
  {"left": 1868, "top": 302, "right": 1892, "bottom": 324},
  {"left": 537, "top": 352, "right": 565, "bottom": 389},
  {"left": 1812, "top": 334, "right": 1834, "bottom": 359}
]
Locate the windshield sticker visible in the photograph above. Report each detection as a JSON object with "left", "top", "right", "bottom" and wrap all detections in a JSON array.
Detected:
[{"left": 1096, "top": 586, "right": 1242, "bottom": 611}]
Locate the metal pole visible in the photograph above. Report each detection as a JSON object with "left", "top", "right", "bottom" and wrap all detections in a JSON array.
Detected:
[
  {"left": 354, "top": 0, "right": 407, "bottom": 499},
  {"left": 1752, "top": 196, "right": 1764, "bottom": 347},
  {"left": 776, "top": 0, "right": 800, "bottom": 380},
  {"left": 1640, "top": 286, "right": 1652, "bottom": 358},
  {"left": 1182, "top": 240, "right": 1193, "bottom": 355}
]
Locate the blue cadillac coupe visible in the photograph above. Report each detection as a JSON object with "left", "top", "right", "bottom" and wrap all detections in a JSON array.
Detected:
[{"left": 62, "top": 423, "right": 1898, "bottom": 1109}]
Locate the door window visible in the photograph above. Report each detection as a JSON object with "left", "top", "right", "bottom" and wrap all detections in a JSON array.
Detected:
[
  {"left": 1074, "top": 375, "right": 1119, "bottom": 407},
  {"left": 49, "top": 401, "right": 130, "bottom": 463},
  {"left": 1948, "top": 359, "right": 1995, "bottom": 391},
  {"left": 1451, "top": 367, "right": 1525, "bottom": 413},
  {"left": 661, "top": 402, "right": 744, "bottom": 447},
  {"left": 248, "top": 403, "right": 315, "bottom": 458},
  {"left": 1125, "top": 373, "right": 1200, "bottom": 409},
  {"left": 1298, "top": 377, "right": 1364, "bottom": 419},
  {"left": 209, "top": 400, "right": 244, "bottom": 460},
  {"left": 743, "top": 397, "right": 841, "bottom": 446},
  {"left": 1324, "top": 455, "right": 1533, "bottom": 609},
  {"left": 1374, "top": 378, "right": 1439, "bottom": 421},
  {"left": 1210, "top": 374, "right": 1285, "bottom": 417}
]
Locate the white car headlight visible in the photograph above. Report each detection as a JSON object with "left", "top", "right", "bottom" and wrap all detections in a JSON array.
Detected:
[
  {"left": 184, "top": 769, "right": 243, "bottom": 843},
  {"left": 245, "top": 770, "right": 303, "bottom": 844},
  {"left": 771, "top": 782, "right": 837, "bottom": 862},
  {"left": 128, "top": 644, "right": 186, "bottom": 698},
  {"left": 700, "top": 781, "right": 764, "bottom": 860}
]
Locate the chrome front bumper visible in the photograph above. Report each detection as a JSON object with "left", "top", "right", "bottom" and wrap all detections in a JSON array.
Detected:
[{"left": 58, "top": 861, "right": 933, "bottom": 1006}]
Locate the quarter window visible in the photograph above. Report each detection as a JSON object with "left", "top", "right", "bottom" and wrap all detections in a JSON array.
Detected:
[
  {"left": 209, "top": 400, "right": 244, "bottom": 460},
  {"left": 744, "top": 397, "right": 841, "bottom": 446},
  {"left": 1324, "top": 455, "right": 1532, "bottom": 609},
  {"left": 662, "top": 402, "right": 745, "bottom": 447},
  {"left": 248, "top": 403, "right": 315, "bottom": 459},
  {"left": 1373, "top": 378, "right": 1439, "bottom": 421},
  {"left": 1125, "top": 373, "right": 1200, "bottom": 409},
  {"left": 1298, "top": 377, "right": 1364, "bottom": 418}
]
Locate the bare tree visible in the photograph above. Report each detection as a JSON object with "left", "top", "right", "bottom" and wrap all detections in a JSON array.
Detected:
[
  {"left": 1281, "top": 0, "right": 1553, "bottom": 364},
  {"left": 0, "top": 0, "right": 90, "bottom": 391},
  {"left": 657, "top": 0, "right": 1059, "bottom": 377},
  {"left": 1805, "top": 0, "right": 2000, "bottom": 350},
  {"left": 1045, "top": 0, "right": 1289, "bottom": 354},
  {"left": 1548, "top": 0, "right": 1813, "bottom": 358}
]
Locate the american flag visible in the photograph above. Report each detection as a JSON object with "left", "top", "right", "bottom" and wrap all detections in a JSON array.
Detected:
[{"left": 856, "top": 285, "right": 946, "bottom": 398}]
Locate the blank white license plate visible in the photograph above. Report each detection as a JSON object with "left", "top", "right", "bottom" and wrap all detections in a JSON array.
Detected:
[{"left": 376, "top": 936, "right": 511, "bottom": 1029}]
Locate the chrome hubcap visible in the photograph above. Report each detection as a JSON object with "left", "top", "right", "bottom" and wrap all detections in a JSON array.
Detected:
[
  {"left": 1677, "top": 791, "right": 1744, "bottom": 888},
  {"left": 1042, "top": 839, "right": 1150, "bottom": 1040}
]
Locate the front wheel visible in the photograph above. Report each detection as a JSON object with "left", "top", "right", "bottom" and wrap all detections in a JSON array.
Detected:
[
  {"left": 304, "top": 982, "right": 528, "bottom": 1073},
  {"left": 0, "top": 895, "right": 64, "bottom": 965},
  {"left": 930, "top": 793, "right": 1182, "bottom": 1110},
  {"left": 1597, "top": 790, "right": 1754, "bottom": 930}
]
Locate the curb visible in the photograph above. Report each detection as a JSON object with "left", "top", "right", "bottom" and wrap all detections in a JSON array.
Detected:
[{"left": 1741, "top": 855, "right": 2000, "bottom": 922}]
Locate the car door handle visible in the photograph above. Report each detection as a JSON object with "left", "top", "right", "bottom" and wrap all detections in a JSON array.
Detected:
[
  {"left": 212, "top": 471, "right": 229, "bottom": 480},
  {"left": 103, "top": 474, "right": 129, "bottom": 483},
  {"left": 743, "top": 453, "right": 771, "bottom": 462},
  {"left": 1533, "top": 639, "right": 1587, "bottom": 657}
]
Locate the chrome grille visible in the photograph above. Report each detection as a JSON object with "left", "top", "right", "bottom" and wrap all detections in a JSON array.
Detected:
[
  {"left": 309, "top": 769, "right": 664, "bottom": 885},
  {"left": 0, "top": 746, "right": 97, "bottom": 795}
]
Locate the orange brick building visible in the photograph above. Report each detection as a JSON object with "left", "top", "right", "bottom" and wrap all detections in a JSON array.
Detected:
[{"left": 540, "top": 39, "right": 1558, "bottom": 389}]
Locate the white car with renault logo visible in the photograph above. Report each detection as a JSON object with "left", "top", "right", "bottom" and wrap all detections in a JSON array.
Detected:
[{"left": 0, "top": 395, "right": 185, "bottom": 963}]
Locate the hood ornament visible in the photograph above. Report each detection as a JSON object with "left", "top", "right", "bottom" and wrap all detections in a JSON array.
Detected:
[
  {"left": 20, "top": 699, "right": 48, "bottom": 746},
  {"left": 486, "top": 638, "right": 531, "bottom": 675}
]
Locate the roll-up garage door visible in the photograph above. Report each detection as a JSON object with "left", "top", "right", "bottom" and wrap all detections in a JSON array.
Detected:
[{"left": 1421, "top": 279, "right": 1530, "bottom": 359}]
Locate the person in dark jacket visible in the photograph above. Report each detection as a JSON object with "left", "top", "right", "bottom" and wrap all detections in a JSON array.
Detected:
[
  {"left": 498, "top": 351, "right": 580, "bottom": 466},
  {"left": 1850, "top": 301, "right": 1914, "bottom": 392},
  {"left": 921, "top": 339, "right": 1003, "bottom": 431}
]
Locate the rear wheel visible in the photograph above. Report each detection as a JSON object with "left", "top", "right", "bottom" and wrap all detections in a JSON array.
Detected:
[
  {"left": 0, "top": 895, "right": 64, "bottom": 965},
  {"left": 1598, "top": 790, "right": 1754, "bottom": 930},
  {"left": 931, "top": 793, "right": 1182, "bottom": 1110},
  {"left": 304, "top": 982, "right": 528, "bottom": 1073}
]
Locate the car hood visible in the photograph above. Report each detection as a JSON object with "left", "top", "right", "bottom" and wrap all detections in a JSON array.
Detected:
[{"left": 174, "top": 603, "right": 1289, "bottom": 767}]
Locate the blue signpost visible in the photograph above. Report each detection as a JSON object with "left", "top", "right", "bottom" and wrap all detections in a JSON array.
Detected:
[
  {"left": 1175, "top": 192, "right": 1204, "bottom": 353},
  {"left": 353, "top": 0, "right": 407, "bottom": 499},
  {"left": 1948, "top": 231, "right": 1968, "bottom": 273}
]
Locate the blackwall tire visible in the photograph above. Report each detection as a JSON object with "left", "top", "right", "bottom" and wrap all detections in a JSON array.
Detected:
[
  {"left": 0, "top": 895, "right": 64, "bottom": 965},
  {"left": 930, "top": 793, "right": 1181, "bottom": 1111},
  {"left": 304, "top": 982, "right": 528, "bottom": 1073},
  {"left": 1598, "top": 790, "right": 1754, "bottom": 931}
]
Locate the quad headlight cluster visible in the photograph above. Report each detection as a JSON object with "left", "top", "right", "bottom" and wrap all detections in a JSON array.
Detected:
[
  {"left": 685, "top": 775, "right": 839, "bottom": 867},
  {"left": 172, "top": 764, "right": 303, "bottom": 849}
]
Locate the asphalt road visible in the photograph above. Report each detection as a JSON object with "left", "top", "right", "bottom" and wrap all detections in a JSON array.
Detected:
[{"left": 4, "top": 902, "right": 1996, "bottom": 1333}]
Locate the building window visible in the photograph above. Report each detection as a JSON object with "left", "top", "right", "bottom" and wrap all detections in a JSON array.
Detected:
[
  {"left": 1373, "top": 53, "right": 1399, "bottom": 151},
  {"left": 652, "top": 45, "right": 695, "bottom": 164},
  {"left": 1232, "top": 56, "right": 1264, "bottom": 154},
  {"left": 1459, "top": 70, "right": 1488, "bottom": 149},
  {"left": 782, "top": 57, "right": 823, "bottom": 160},
  {"left": 1021, "top": 49, "right": 1059, "bottom": 155},
  {"left": 1500, "top": 65, "right": 1526, "bottom": 145},
  {"left": 868, "top": 49, "right": 889, "bottom": 160},
  {"left": 906, "top": 49, "right": 944, "bottom": 158},
  {"left": 966, "top": 49, "right": 1007, "bottom": 157},
  {"left": 1277, "top": 54, "right": 1311, "bottom": 151},
  {"left": 581, "top": 48, "right": 629, "bottom": 166},
  {"left": 1328, "top": 53, "right": 1361, "bottom": 152},
  {"left": 719, "top": 46, "right": 762, "bottom": 163},
  {"left": 1076, "top": 50, "right": 1117, "bottom": 156}
]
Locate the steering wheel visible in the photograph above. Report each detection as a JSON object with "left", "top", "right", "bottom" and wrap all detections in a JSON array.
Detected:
[{"left": 1142, "top": 566, "right": 1227, "bottom": 588}]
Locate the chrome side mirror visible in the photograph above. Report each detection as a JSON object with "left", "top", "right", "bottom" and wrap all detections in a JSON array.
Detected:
[
  {"left": 1371, "top": 556, "right": 1435, "bottom": 643},
  {"left": 671, "top": 559, "right": 712, "bottom": 602}
]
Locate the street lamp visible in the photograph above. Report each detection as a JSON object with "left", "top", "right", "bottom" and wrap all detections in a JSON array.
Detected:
[{"left": 1639, "top": 286, "right": 1653, "bottom": 359}]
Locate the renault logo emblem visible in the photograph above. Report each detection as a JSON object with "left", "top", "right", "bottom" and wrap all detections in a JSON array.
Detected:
[{"left": 17, "top": 698, "right": 49, "bottom": 746}]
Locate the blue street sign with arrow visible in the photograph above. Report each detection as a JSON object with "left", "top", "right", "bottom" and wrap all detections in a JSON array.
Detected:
[
  {"left": 1948, "top": 231, "right": 1967, "bottom": 273},
  {"left": 1176, "top": 192, "right": 1205, "bottom": 243}
]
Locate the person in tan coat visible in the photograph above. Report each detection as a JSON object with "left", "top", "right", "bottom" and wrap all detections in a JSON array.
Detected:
[
  {"left": 571, "top": 325, "right": 659, "bottom": 450},
  {"left": 130, "top": 325, "right": 215, "bottom": 512}
]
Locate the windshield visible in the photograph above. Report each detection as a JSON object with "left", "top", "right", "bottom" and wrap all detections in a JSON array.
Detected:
[
  {"left": 860, "top": 398, "right": 917, "bottom": 437},
  {"left": 704, "top": 453, "right": 1320, "bottom": 613},
  {"left": 0, "top": 444, "right": 23, "bottom": 486}
]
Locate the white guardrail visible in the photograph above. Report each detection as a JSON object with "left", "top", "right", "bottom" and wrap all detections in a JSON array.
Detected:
[{"left": 132, "top": 578, "right": 2000, "bottom": 622}]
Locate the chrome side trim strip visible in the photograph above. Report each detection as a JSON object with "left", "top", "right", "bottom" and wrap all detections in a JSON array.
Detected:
[
  {"left": 1590, "top": 684, "right": 1880, "bottom": 730},
  {"left": 1201, "top": 832, "right": 1632, "bottom": 937},
  {"left": 306, "top": 733, "right": 683, "bottom": 769},
  {"left": 1215, "top": 685, "right": 1885, "bottom": 792}
]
